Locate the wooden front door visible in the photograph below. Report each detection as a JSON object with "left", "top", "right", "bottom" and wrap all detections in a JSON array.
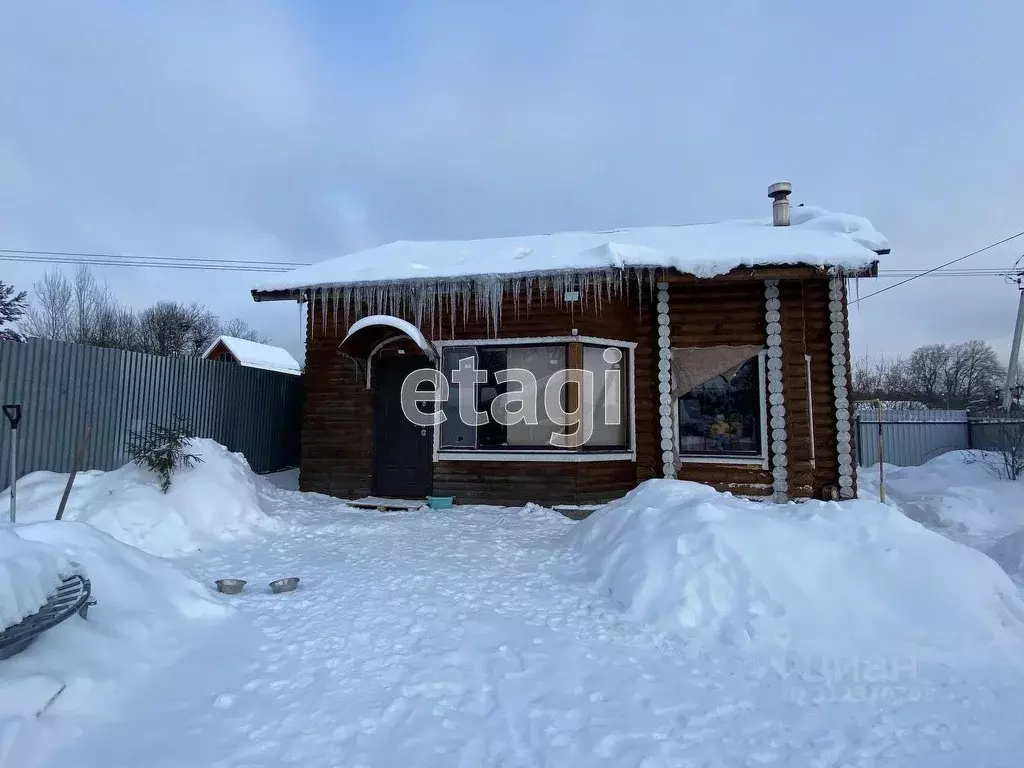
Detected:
[{"left": 372, "top": 356, "right": 433, "bottom": 498}]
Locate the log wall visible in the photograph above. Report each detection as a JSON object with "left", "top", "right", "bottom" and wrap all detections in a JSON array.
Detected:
[
  {"left": 299, "top": 270, "right": 850, "bottom": 504},
  {"left": 664, "top": 275, "right": 846, "bottom": 498},
  {"left": 301, "top": 284, "right": 654, "bottom": 505}
]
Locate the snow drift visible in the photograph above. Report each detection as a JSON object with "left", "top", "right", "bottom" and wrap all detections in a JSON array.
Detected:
[
  {"left": 15, "top": 521, "right": 227, "bottom": 624},
  {"left": 989, "top": 530, "right": 1024, "bottom": 584},
  {"left": 0, "top": 521, "right": 227, "bottom": 765},
  {"left": 0, "top": 528, "right": 71, "bottom": 632},
  {"left": 571, "top": 479, "right": 1024, "bottom": 661},
  {"left": 2, "top": 439, "right": 284, "bottom": 558},
  {"left": 859, "top": 451, "right": 1023, "bottom": 548}
]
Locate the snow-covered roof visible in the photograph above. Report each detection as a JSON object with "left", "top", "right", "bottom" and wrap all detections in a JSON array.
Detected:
[
  {"left": 253, "top": 205, "right": 888, "bottom": 295},
  {"left": 202, "top": 336, "right": 301, "bottom": 376}
]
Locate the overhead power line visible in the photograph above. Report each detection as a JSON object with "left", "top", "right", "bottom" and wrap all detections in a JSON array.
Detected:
[
  {"left": 0, "top": 247, "right": 303, "bottom": 267},
  {"left": 1, "top": 242, "right": 1023, "bottom": 282},
  {"left": 0, "top": 249, "right": 310, "bottom": 274},
  {"left": 0, "top": 255, "right": 291, "bottom": 274},
  {"left": 876, "top": 270, "right": 1013, "bottom": 279},
  {"left": 856, "top": 230, "right": 1024, "bottom": 301}
]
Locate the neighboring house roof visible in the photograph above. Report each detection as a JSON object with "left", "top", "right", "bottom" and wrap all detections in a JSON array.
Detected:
[
  {"left": 202, "top": 336, "right": 301, "bottom": 376},
  {"left": 252, "top": 205, "right": 889, "bottom": 296}
]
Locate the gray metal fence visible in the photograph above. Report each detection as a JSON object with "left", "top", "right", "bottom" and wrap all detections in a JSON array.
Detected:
[
  {"left": 0, "top": 338, "right": 303, "bottom": 489},
  {"left": 969, "top": 415, "right": 1024, "bottom": 454},
  {"left": 854, "top": 408, "right": 1024, "bottom": 467}
]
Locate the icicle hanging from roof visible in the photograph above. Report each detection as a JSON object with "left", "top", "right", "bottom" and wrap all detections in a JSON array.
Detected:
[
  {"left": 319, "top": 288, "right": 327, "bottom": 335},
  {"left": 310, "top": 266, "right": 658, "bottom": 340}
]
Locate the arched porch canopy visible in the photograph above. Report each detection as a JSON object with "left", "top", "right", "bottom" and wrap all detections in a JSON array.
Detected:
[
  {"left": 339, "top": 315, "right": 437, "bottom": 388},
  {"left": 340, "top": 315, "right": 437, "bottom": 360}
]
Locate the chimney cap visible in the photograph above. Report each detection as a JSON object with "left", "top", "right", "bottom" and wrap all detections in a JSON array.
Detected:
[{"left": 768, "top": 181, "right": 793, "bottom": 200}]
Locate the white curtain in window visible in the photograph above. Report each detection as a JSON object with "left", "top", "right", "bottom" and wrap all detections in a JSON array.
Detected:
[
  {"left": 505, "top": 346, "right": 563, "bottom": 446},
  {"left": 671, "top": 345, "right": 763, "bottom": 397},
  {"left": 582, "top": 346, "right": 628, "bottom": 446}
]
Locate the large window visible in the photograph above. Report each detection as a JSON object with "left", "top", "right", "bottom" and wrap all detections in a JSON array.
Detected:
[
  {"left": 675, "top": 347, "right": 766, "bottom": 460},
  {"left": 438, "top": 339, "right": 631, "bottom": 456},
  {"left": 582, "top": 345, "right": 629, "bottom": 448}
]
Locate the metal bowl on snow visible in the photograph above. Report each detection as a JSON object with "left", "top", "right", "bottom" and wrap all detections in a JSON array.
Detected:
[
  {"left": 215, "top": 578, "right": 246, "bottom": 594},
  {"left": 269, "top": 577, "right": 300, "bottom": 594}
]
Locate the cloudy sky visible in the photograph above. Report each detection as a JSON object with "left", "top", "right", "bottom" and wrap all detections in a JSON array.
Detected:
[{"left": 2, "top": 1, "right": 1023, "bottom": 363}]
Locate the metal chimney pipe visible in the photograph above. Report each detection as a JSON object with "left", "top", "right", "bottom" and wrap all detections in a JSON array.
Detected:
[{"left": 768, "top": 181, "right": 793, "bottom": 227}]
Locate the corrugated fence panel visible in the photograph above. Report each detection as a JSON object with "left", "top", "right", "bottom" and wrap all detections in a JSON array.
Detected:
[
  {"left": 0, "top": 338, "right": 302, "bottom": 489},
  {"left": 855, "top": 409, "right": 970, "bottom": 467},
  {"left": 969, "top": 416, "right": 1024, "bottom": 454}
]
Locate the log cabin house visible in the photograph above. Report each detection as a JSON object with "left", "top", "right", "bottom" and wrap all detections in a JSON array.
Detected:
[{"left": 252, "top": 182, "right": 888, "bottom": 506}]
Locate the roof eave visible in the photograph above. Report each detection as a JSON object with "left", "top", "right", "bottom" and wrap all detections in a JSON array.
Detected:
[
  {"left": 249, "top": 260, "right": 883, "bottom": 303},
  {"left": 858, "top": 259, "right": 881, "bottom": 277},
  {"left": 251, "top": 287, "right": 303, "bottom": 303}
]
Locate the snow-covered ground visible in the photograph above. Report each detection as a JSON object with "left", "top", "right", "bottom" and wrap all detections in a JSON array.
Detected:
[
  {"left": 0, "top": 522, "right": 227, "bottom": 767},
  {"left": 25, "top": 493, "right": 1024, "bottom": 767},
  {"left": 859, "top": 451, "right": 1022, "bottom": 549},
  {"left": 0, "top": 442, "right": 289, "bottom": 765},
  {"left": 3, "top": 445, "right": 1024, "bottom": 766},
  {"left": 859, "top": 451, "right": 1024, "bottom": 584}
]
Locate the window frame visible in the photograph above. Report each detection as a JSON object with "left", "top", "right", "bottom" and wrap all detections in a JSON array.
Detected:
[
  {"left": 806, "top": 353, "right": 816, "bottom": 468},
  {"left": 433, "top": 336, "right": 636, "bottom": 463},
  {"left": 673, "top": 348, "right": 770, "bottom": 469}
]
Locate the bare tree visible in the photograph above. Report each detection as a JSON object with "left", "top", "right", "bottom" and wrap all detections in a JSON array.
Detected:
[
  {"left": 90, "top": 301, "right": 140, "bottom": 350},
  {"left": 854, "top": 340, "right": 1006, "bottom": 410},
  {"left": 900, "top": 344, "right": 951, "bottom": 407},
  {"left": 0, "top": 281, "right": 28, "bottom": 341},
  {"left": 973, "top": 420, "right": 1024, "bottom": 481},
  {"left": 21, "top": 269, "right": 74, "bottom": 341},
  {"left": 219, "top": 317, "right": 269, "bottom": 344},
  {"left": 137, "top": 302, "right": 193, "bottom": 357},
  {"left": 941, "top": 340, "right": 1004, "bottom": 409},
  {"left": 137, "top": 301, "right": 222, "bottom": 357},
  {"left": 853, "top": 355, "right": 884, "bottom": 401},
  {"left": 21, "top": 266, "right": 139, "bottom": 348},
  {"left": 189, "top": 307, "right": 222, "bottom": 357},
  {"left": 852, "top": 354, "right": 906, "bottom": 403},
  {"left": 22, "top": 265, "right": 269, "bottom": 357},
  {"left": 71, "top": 266, "right": 101, "bottom": 343},
  {"left": 995, "top": 421, "right": 1024, "bottom": 480}
]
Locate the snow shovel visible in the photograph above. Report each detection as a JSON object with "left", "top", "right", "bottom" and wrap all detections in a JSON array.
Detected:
[{"left": 3, "top": 404, "right": 21, "bottom": 523}]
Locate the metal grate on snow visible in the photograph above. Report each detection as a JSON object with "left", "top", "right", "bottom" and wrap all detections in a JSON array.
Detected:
[{"left": 0, "top": 574, "right": 93, "bottom": 660}]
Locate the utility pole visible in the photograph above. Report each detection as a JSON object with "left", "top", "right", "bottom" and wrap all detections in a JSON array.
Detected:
[
  {"left": 874, "top": 399, "right": 886, "bottom": 503},
  {"left": 1004, "top": 274, "right": 1024, "bottom": 411}
]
